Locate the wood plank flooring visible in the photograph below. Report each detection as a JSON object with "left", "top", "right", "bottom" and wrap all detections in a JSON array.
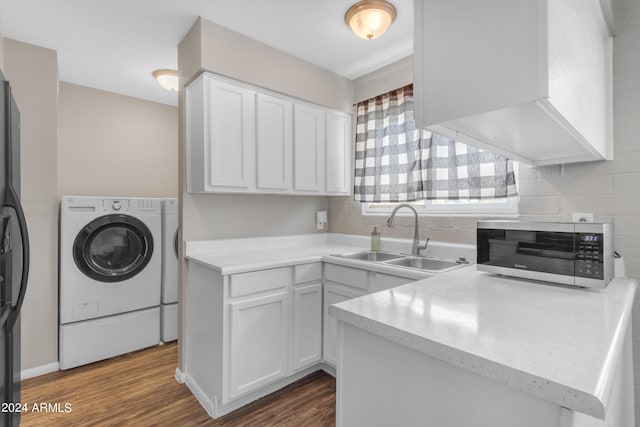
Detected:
[{"left": 21, "top": 343, "right": 336, "bottom": 426}]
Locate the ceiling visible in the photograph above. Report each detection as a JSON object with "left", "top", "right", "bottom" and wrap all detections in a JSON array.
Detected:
[{"left": 0, "top": 0, "right": 414, "bottom": 107}]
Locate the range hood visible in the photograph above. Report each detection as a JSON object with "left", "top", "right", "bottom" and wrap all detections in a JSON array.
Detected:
[{"left": 413, "top": 0, "right": 613, "bottom": 166}]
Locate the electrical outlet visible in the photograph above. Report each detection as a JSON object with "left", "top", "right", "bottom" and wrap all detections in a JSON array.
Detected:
[{"left": 572, "top": 213, "right": 594, "bottom": 223}]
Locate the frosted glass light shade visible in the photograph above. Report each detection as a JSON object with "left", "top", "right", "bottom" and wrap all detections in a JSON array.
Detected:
[
  {"left": 345, "top": 0, "right": 397, "bottom": 40},
  {"left": 152, "top": 69, "right": 179, "bottom": 92}
]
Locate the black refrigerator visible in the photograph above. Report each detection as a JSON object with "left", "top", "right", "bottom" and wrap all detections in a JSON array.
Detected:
[{"left": 0, "top": 71, "right": 30, "bottom": 427}]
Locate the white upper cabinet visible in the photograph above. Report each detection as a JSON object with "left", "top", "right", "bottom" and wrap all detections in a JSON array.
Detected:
[
  {"left": 187, "top": 74, "right": 256, "bottom": 192},
  {"left": 325, "top": 111, "right": 352, "bottom": 194},
  {"left": 187, "top": 72, "right": 352, "bottom": 195},
  {"left": 256, "top": 93, "right": 293, "bottom": 192},
  {"left": 293, "top": 104, "right": 325, "bottom": 193},
  {"left": 414, "top": 0, "right": 613, "bottom": 166}
]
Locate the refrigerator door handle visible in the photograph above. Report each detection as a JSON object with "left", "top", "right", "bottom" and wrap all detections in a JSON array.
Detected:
[{"left": 6, "top": 184, "right": 29, "bottom": 331}]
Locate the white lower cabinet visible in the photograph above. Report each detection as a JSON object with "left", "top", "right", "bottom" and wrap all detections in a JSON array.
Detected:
[
  {"left": 292, "top": 282, "right": 323, "bottom": 371},
  {"left": 323, "top": 282, "right": 366, "bottom": 367},
  {"left": 185, "top": 259, "right": 423, "bottom": 418},
  {"left": 228, "top": 291, "right": 288, "bottom": 399}
]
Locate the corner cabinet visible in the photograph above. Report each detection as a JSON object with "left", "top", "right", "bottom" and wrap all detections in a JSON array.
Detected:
[{"left": 187, "top": 72, "right": 352, "bottom": 195}]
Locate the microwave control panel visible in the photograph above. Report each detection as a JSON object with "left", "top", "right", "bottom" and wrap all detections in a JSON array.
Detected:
[{"left": 575, "top": 234, "right": 603, "bottom": 279}]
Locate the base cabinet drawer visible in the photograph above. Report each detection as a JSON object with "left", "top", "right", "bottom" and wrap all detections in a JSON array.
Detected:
[
  {"left": 228, "top": 291, "right": 288, "bottom": 399},
  {"left": 324, "top": 264, "right": 368, "bottom": 290}
]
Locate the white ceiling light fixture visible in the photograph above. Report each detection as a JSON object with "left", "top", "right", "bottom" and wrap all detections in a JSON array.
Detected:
[
  {"left": 152, "top": 69, "right": 179, "bottom": 92},
  {"left": 344, "top": 0, "right": 397, "bottom": 40}
]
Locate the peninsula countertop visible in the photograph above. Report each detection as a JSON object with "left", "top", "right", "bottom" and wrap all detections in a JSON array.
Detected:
[
  {"left": 184, "top": 233, "right": 475, "bottom": 276},
  {"left": 329, "top": 265, "right": 637, "bottom": 420}
]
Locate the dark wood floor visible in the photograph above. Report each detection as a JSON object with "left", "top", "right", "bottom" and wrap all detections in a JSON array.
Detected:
[{"left": 21, "top": 343, "right": 336, "bottom": 426}]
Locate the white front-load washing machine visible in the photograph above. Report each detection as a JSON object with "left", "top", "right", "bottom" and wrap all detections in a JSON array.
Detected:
[
  {"left": 59, "top": 196, "right": 161, "bottom": 369},
  {"left": 161, "top": 198, "right": 178, "bottom": 342}
]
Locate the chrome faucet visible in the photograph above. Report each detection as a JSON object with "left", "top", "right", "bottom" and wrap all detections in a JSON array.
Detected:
[{"left": 386, "top": 204, "right": 429, "bottom": 256}]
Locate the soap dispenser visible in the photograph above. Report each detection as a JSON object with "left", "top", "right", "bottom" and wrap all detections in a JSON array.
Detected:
[{"left": 371, "top": 226, "right": 381, "bottom": 252}]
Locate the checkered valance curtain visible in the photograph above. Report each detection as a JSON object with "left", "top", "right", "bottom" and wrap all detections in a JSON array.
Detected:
[{"left": 353, "top": 85, "right": 517, "bottom": 202}]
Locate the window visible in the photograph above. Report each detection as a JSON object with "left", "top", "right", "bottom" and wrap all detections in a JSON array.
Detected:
[
  {"left": 362, "top": 192, "right": 520, "bottom": 216},
  {"left": 354, "top": 85, "right": 518, "bottom": 214}
]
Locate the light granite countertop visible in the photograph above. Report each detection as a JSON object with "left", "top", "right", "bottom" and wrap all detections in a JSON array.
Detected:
[
  {"left": 184, "top": 233, "right": 475, "bottom": 276},
  {"left": 329, "top": 265, "right": 637, "bottom": 420}
]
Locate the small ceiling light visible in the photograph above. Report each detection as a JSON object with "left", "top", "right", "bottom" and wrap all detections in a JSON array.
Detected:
[
  {"left": 152, "top": 69, "right": 179, "bottom": 92},
  {"left": 345, "top": 0, "right": 397, "bottom": 40}
]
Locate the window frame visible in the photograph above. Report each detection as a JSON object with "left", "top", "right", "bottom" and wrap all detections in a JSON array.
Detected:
[{"left": 361, "top": 196, "right": 520, "bottom": 217}]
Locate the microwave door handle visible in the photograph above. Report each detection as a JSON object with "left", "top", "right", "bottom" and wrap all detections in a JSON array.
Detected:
[
  {"left": 517, "top": 246, "right": 575, "bottom": 260},
  {"left": 6, "top": 185, "right": 29, "bottom": 331}
]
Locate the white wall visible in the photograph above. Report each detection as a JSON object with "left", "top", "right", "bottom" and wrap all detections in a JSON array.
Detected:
[
  {"left": 58, "top": 82, "right": 178, "bottom": 198},
  {"left": 3, "top": 39, "right": 59, "bottom": 370}
]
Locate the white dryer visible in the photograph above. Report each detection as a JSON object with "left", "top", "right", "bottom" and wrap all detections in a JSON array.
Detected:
[
  {"left": 161, "top": 198, "right": 178, "bottom": 342},
  {"left": 59, "top": 196, "right": 161, "bottom": 369}
]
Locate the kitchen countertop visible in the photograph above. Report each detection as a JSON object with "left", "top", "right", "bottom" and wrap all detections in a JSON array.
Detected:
[
  {"left": 329, "top": 265, "right": 637, "bottom": 419},
  {"left": 185, "top": 233, "right": 475, "bottom": 277},
  {"left": 185, "top": 234, "right": 361, "bottom": 275},
  {"left": 186, "top": 242, "right": 362, "bottom": 275}
]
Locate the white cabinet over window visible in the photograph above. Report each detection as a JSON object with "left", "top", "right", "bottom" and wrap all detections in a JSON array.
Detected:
[
  {"left": 414, "top": 0, "right": 613, "bottom": 166},
  {"left": 187, "top": 72, "right": 352, "bottom": 195}
]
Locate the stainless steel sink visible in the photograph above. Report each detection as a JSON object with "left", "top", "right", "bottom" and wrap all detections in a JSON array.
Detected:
[
  {"left": 336, "top": 250, "right": 406, "bottom": 262},
  {"left": 332, "top": 250, "right": 468, "bottom": 273},
  {"left": 384, "top": 256, "right": 461, "bottom": 271}
]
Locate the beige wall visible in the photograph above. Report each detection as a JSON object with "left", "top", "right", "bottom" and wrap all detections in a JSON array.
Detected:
[
  {"left": 4, "top": 39, "right": 59, "bottom": 370},
  {"left": 353, "top": 56, "right": 413, "bottom": 104},
  {"left": 197, "top": 19, "right": 354, "bottom": 113},
  {"left": 3, "top": 43, "right": 179, "bottom": 372},
  {"left": 58, "top": 82, "right": 178, "bottom": 198},
  {"left": 0, "top": 33, "right": 4, "bottom": 71}
]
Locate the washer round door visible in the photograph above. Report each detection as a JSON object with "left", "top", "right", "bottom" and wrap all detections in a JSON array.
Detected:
[{"left": 73, "top": 214, "right": 154, "bottom": 283}]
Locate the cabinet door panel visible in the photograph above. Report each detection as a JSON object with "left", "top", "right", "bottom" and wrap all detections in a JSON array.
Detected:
[
  {"left": 293, "top": 105, "right": 325, "bottom": 192},
  {"left": 256, "top": 94, "right": 292, "bottom": 191},
  {"left": 229, "top": 291, "right": 287, "bottom": 399},
  {"left": 323, "top": 283, "right": 365, "bottom": 366},
  {"left": 326, "top": 111, "right": 352, "bottom": 194},
  {"left": 292, "top": 283, "right": 323, "bottom": 371},
  {"left": 206, "top": 78, "right": 255, "bottom": 189}
]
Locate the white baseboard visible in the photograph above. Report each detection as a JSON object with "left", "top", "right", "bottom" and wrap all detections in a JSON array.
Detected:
[
  {"left": 175, "top": 367, "right": 185, "bottom": 384},
  {"left": 21, "top": 361, "right": 60, "bottom": 380}
]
